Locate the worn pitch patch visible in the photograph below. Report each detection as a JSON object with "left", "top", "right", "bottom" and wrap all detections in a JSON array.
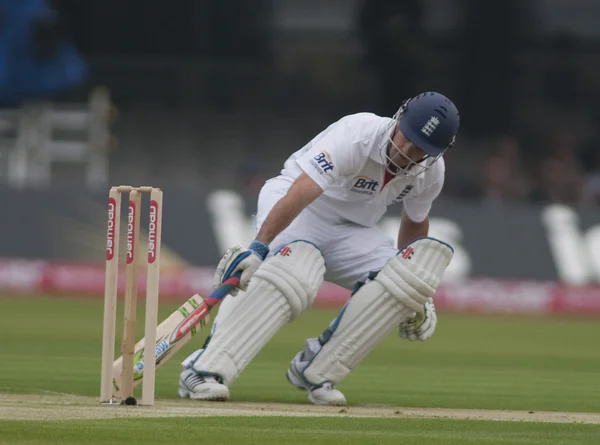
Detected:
[{"left": 0, "top": 393, "right": 599, "bottom": 424}]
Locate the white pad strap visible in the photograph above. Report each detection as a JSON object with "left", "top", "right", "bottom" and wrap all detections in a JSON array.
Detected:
[
  {"left": 191, "top": 241, "right": 325, "bottom": 386},
  {"left": 299, "top": 237, "right": 453, "bottom": 386}
]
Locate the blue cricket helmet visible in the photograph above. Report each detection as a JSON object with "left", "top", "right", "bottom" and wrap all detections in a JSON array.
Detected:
[{"left": 398, "top": 92, "right": 460, "bottom": 156}]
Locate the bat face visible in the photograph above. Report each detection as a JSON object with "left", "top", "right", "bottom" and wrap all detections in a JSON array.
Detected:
[
  {"left": 170, "top": 302, "right": 210, "bottom": 344},
  {"left": 112, "top": 294, "right": 209, "bottom": 393}
]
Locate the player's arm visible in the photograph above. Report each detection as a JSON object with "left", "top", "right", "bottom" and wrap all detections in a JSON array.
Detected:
[
  {"left": 215, "top": 120, "right": 356, "bottom": 291},
  {"left": 256, "top": 121, "right": 361, "bottom": 245},
  {"left": 397, "top": 208, "right": 429, "bottom": 248},
  {"left": 399, "top": 173, "right": 443, "bottom": 248},
  {"left": 213, "top": 172, "right": 323, "bottom": 292},
  {"left": 256, "top": 173, "right": 323, "bottom": 245}
]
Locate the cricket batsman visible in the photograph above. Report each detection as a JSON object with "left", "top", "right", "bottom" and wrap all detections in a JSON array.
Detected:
[{"left": 179, "top": 91, "right": 460, "bottom": 405}]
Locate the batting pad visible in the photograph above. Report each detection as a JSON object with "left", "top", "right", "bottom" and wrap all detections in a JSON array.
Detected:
[
  {"left": 192, "top": 241, "right": 325, "bottom": 386},
  {"left": 300, "top": 237, "right": 453, "bottom": 386},
  {"left": 376, "top": 237, "right": 454, "bottom": 312}
]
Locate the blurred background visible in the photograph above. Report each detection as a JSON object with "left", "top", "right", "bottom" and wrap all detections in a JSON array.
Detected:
[
  {"left": 2, "top": 0, "right": 600, "bottom": 202},
  {"left": 0, "top": 0, "right": 599, "bottom": 314},
  {"left": 1, "top": 1, "right": 600, "bottom": 420}
]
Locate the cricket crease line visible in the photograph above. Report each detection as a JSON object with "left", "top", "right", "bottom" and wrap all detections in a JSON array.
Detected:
[{"left": 0, "top": 393, "right": 599, "bottom": 424}]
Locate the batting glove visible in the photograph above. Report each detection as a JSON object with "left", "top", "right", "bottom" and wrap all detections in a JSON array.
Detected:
[
  {"left": 399, "top": 301, "right": 437, "bottom": 341},
  {"left": 213, "top": 240, "right": 269, "bottom": 296}
]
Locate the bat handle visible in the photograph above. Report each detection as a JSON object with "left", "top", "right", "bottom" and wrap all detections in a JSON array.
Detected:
[
  {"left": 205, "top": 271, "right": 242, "bottom": 309},
  {"left": 222, "top": 271, "right": 242, "bottom": 288}
]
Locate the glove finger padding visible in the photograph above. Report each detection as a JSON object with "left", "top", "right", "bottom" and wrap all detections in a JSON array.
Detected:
[
  {"left": 238, "top": 253, "right": 264, "bottom": 291},
  {"left": 399, "top": 301, "right": 437, "bottom": 341},
  {"left": 213, "top": 246, "right": 243, "bottom": 289}
]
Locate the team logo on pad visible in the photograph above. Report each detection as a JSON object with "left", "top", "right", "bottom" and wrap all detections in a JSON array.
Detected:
[
  {"left": 279, "top": 246, "right": 292, "bottom": 257},
  {"left": 401, "top": 246, "right": 414, "bottom": 260}
]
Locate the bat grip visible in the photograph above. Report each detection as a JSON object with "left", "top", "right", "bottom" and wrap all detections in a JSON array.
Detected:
[
  {"left": 222, "top": 271, "right": 242, "bottom": 288},
  {"left": 205, "top": 271, "right": 242, "bottom": 309}
]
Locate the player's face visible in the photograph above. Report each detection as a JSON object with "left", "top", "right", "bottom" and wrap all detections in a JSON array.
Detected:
[{"left": 388, "top": 128, "right": 427, "bottom": 168}]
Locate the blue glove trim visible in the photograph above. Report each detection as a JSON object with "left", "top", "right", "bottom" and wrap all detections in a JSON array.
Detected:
[
  {"left": 222, "top": 251, "right": 251, "bottom": 282},
  {"left": 248, "top": 240, "right": 269, "bottom": 260}
]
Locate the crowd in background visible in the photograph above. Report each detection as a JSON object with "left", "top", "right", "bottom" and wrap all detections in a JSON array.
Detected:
[
  {"left": 2, "top": 0, "right": 600, "bottom": 207},
  {"left": 231, "top": 0, "right": 600, "bottom": 207},
  {"left": 444, "top": 132, "right": 600, "bottom": 206},
  {"left": 235, "top": 131, "right": 600, "bottom": 207},
  {"left": 356, "top": 0, "right": 600, "bottom": 207}
]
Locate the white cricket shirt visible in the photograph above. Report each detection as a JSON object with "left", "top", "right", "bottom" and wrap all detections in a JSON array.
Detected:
[{"left": 280, "top": 113, "right": 445, "bottom": 227}]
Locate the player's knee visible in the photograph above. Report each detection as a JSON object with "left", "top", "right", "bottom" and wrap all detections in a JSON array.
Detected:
[
  {"left": 254, "top": 240, "right": 325, "bottom": 318},
  {"left": 375, "top": 237, "right": 454, "bottom": 312}
]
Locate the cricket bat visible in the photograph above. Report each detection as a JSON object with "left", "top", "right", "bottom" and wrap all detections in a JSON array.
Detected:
[{"left": 111, "top": 273, "right": 241, "bottom": 398}]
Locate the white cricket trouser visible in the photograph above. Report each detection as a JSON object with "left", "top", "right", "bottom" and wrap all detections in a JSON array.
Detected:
[
  {"left": 242, "top": 176, "right": 399, "bottom": 290},
  {"left": 259, "top": 176, "right": 399, "bottom": 288}
]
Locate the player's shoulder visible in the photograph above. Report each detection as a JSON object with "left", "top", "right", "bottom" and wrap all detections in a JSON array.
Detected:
[
  {"left": 338, "top": 112, "right": 389, "bottom": 129},
  {"left": 423, "top": 157, "right": 445, "bottom": 185},
  {"left": 433, "top": 156, "right": 446, "bottom": 175},
  {"left": 414, "top": 157, "right": 445, "bottom": 188},
  {"left": 335, "top": 112, "right": 391, "bottom": 143}
]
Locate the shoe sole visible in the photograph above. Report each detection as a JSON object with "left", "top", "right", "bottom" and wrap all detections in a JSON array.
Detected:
[
  {"left": 308, "top": 392, "right": 347, "bottom": 406},
  {"left": 178, "top": 388, "right": 230, "bottom": 401}
]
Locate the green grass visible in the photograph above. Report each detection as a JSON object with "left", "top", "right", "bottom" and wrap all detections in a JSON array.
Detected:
[
  {"left": 0, "top": 295, "right": 599, "bottom": 444},
  {"left": 1, "top": 417, "right": 599, "bottom": 445},
  {"left": 0, "top": 296, "right": 598, "bottom": 412}
]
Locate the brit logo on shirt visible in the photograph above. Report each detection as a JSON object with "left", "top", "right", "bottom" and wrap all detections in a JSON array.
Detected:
[
  {"left": 310, "top": 151, "right": 334, "bottom": 174},
  {"left": 392, "top": 184, "right": 414, "bottom": 202},
  {"left": 350, "top": 176, "right": 379, "bottom": 195}
]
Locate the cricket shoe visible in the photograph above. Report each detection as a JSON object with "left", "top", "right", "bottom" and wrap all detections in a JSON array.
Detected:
[
  {"left": 286, "top": 355, "right": 347, "bottom": 406},
  {"left": 178, "top": 368, "right": 229, "bottom": 401}
]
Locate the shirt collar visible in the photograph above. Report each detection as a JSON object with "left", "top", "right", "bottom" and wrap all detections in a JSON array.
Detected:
[{"left": 370, "top": 118, "right": 396, "bottom": 165}]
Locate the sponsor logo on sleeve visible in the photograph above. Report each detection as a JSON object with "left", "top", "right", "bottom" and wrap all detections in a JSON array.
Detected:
[{"left": 310, "top": 151, "right": 334, "bottom": 174}]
